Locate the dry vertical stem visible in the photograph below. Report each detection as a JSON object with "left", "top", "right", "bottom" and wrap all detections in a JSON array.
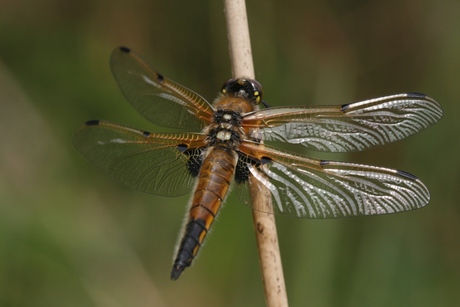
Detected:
[
  {"left": 224, "top": 0, "right": 254, "bottom": 78},
  {"left": 224, "top": 1, "right": 289, "bottom": 306}
]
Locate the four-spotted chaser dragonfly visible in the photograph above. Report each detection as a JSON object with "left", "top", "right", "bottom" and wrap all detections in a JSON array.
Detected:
[{"left": 73, "top": 47, "right": 443, "bottom": 280}]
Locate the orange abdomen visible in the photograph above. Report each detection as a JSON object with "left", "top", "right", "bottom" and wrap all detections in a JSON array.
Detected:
[{"left": 171, "top": 145, "right": 237, "bottom": 279}]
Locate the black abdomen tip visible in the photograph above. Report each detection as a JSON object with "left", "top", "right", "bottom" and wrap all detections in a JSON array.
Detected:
[{"left": 170, "top": 265, "right": 186, "bottom": 280}]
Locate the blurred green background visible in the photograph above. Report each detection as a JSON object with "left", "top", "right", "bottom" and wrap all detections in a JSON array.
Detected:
[{"left": 0, "top": 0, "right": 458, "bottom": 306}]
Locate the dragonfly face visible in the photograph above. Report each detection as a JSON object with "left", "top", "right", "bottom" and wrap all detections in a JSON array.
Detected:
[{"left": 73, "top": 47, "right": 443, "bottom": 280}]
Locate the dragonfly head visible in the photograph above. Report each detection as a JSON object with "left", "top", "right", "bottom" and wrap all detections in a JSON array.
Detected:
[{"left": 221, "top": 78, "right": 264, "bottom": 106}]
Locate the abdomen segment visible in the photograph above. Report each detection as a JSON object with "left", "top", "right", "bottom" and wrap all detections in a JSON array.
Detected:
[{"left": 171, "top": 145, "right": 237, "bottom": 280}]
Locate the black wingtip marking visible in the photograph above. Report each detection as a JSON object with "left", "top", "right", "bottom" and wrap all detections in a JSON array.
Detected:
[
  {"left": 86, "top": 120, "right": 100, "bottom": 126},
  {"left": 119, "top": 46, "right": 131, "bottom": 53},
  {"left": 397, "top": 169, "right": 418, "bottom": 181},
  {"left": 406, "top": 92, "right": 427, "bottom": 98}
]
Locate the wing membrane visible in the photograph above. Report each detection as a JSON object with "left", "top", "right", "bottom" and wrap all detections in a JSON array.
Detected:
[
  {"left": 110, "top": 47, "right": 214, "bottom": 130},
  {"left": 73, "top": 120, "right": 206, "bottom": 196},
  {"left": 239, "top": 142, "right": 430, "bottom": 218},
  {"left": 243, "top": 93, "right": 442, "bottom": 152}
]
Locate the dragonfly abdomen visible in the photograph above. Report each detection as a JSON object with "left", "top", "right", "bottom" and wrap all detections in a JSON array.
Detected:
[{"left": 171, "top": 145, "right": 237, "bottom": 280}]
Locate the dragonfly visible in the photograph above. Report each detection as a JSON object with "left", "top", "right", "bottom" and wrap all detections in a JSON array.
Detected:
[{"left": 73, "top": 46, "right": 443, "bottom": 280}]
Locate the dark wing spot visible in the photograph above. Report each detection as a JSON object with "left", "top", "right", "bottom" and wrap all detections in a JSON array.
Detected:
[
  {"left": 320, "top": 160, "right": 330, "bottom": 166},
  {"left": 397, "top": 169, "right": 418, "bottom": 181},
  {"left": 156, "top": 73, "right": 164, "bottom": 83},
  {"left": 235, "top": 153, "right": 263, "bottom": 184},
  {"left": 235, "top": 159, "right": 250, "bottom": 184},
  {"left": 85, "top": 120, "right": 100, "bottom": 126},
  {"left": 177, "top": 144, "right": 188, "bottom": 153},
  {"left": 185, "top": 148, "right": 203, "bottom": 177},
  {"left": 142, "top": 131, "right": 151, "bottom": 137},
  {"left": 340, "top": 104, "right": 350, "bottom": 112},
  {"left": 260, "top": 157, "right": 272, "bottom": 165},
  {"left": 119, "top": 46, "right": 131, "bottom": 53},
  {"left": 177, "top": 145, "right": 203, "bottom": 177},
  {"left": 406, "top": 92, "right": 426, "bottom": 98}
]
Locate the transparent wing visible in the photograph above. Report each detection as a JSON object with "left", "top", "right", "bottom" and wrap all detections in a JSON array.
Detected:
[
  {"left": 243, "top": 93, "right": 442, "bottom": 152},
  {"left": 73, "top": 120, "right": 207, "bottom": 196},
  {"left": 110, "top": 47, "right": 215, "bottom": 131},
  {"left": 238, "top": 142, "right": 430, "bottom": 218}
]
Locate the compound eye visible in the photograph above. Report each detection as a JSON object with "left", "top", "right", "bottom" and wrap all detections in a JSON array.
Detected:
[
  {"left": 221, "top": 78, "right": 237, "bottom": 94},
  {"left": 221, "top": 78, "right": 264, "bottom": 104},
  {"left": 249, "top": 79, "right": 264, "bottom": 103}
]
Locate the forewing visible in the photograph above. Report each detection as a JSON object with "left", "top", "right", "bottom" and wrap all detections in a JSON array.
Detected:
[
  {"left": 239, "top": 142, "right": 430, "bottom": 218},
  {"left": 73, "top": 120, "right": 207, "bottom": 196},
  {"left": 110, "top": 47, "right": 214, "bottom": 130},
  {"left": 243, "top": 93, "right": 442, "bottom": 152}
]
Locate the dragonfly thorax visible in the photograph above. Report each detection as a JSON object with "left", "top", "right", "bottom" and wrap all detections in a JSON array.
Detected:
[
  {"left": 205, "top": 108, "right": 245, "bottom": 145},
  {"left": 213, "top": 108, "right": 243, "bottom": 126},
  {"left": 216, "top": 130, "right": 232, "bottom": 141}
]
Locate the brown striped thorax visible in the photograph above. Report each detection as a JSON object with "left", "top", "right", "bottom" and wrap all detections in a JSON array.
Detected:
[{"left": 73, "top": 47, "right": 443, "bottom": 280}]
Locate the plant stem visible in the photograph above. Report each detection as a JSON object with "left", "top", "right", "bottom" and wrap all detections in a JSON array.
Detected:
[{"left": 223, "top": 1, "right": 289, "bottom": 306}]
